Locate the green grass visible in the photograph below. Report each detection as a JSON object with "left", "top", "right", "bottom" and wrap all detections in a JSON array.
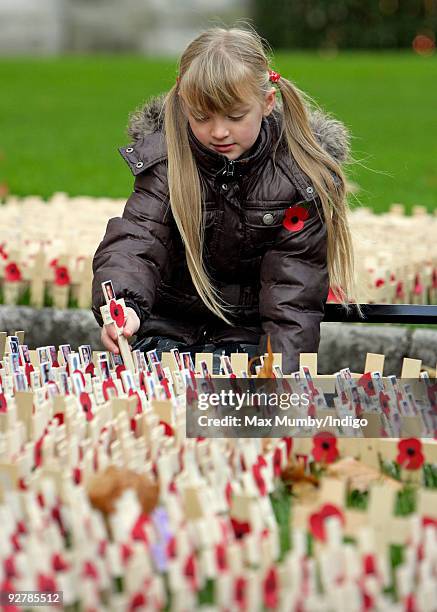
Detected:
[{"left": 0, "top": 53, "right": 436, "bottom": 211}]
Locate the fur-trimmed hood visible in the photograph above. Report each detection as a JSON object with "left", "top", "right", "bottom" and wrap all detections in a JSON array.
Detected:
[{"left": 127, "top": 94, "right": 350, "bottom": 164}]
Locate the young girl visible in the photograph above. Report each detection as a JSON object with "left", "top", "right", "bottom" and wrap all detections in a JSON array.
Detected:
[{"left": 92, "top": 25, "right": 355, "bottom": 374}]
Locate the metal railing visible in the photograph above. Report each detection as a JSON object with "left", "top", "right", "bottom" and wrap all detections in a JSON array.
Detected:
[{"left": 324, "top": 304, "right": 437, "bottom": 325}]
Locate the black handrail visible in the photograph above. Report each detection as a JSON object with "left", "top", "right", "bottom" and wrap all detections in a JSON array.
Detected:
[{"left": 324, "top": 303, "right": 437, "bottom": 324}]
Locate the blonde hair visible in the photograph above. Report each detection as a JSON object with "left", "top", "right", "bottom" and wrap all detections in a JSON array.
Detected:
[{"left": 163, "top": 25, "right": 357, "bottom": 323}]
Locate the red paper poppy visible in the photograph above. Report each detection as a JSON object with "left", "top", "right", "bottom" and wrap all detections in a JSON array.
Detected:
[
  {"left": 129, "top": 592, "right": 147, "bottom": 611},
  {"left": 128, "top": 389, "right": 142, "bottom": 414},
  {"left": 102, "top": 378, "right": 118, "bottom": 401},
  {"left": 379, "top": 391, "right": 391, "bottom": 416},
  {"left": 273, "top": 446, "right": 283, "bottom": 476},
  {"left": 115, "top": 364, "right": 126, "bottom": 379},
  {"left": 282, "top": 436, "right": 293, "bottom": 458},
  {"left": 312, "top": 432, "right": 339, "bottom": 464},
  {"left": 52, "top": 552, "right": 69, "bottom": 572},
  {"left": 184, "top": 553, "right": 197, "bottom": 591},
  {"left": 234, "top": 576, "right": 247, "bottom": 609},
  {"left": 0, "top": 243, "right": 8, "bottom": 260},
  {"left": 131, "top": 514, "right": 149, "bottom": 542},
  {"left": 263, "top": 567, "right": 279, "bottom": 609},
  {"left": 37, "top": 573, "right": 57, "bottom": 593},
  {"left": 49, "top": 258, "right": 58, "bottom": 268},
  {"left": 396, "top": 438, "right": 425, "bottom": 470},
  {"left": 395, "top": 281, "right": 404, "bottom": 300},
  {"left": 110, "top": 299, "right": 125, "bottom": 328},
  {"left": 215, "top": 543, "right": 227, "bottom": 572},
  {"left": 357, "top": 372, "right": 376, "bottom": 397},
  {"left": 79, "top": 392, "right": 92, "bottom": 414},
  {"left": 85, "top": 362, "right": 95, "bottom": 377},
  {"left": 225, "top": 481, "right": 233, "bottom": 506},
  {"left": 83, "top": 561, "right": 99, "bottom": 580},
  {"left": 5, "top": 261, "right": 22, "bottom": 282},
  {"left": 0, "top": 393, "right": 7, "bottom": 413},
  {"left": 120, "top": 542, "right": 133, "bottom": 565},
  {"left": 309, "top": 503, "right": 345, "bottom": 542},
  {"left": 252, "top": 462, "right": 267, "bottom": 495},
  {"left": 230, "top": 517, "right": 251, "bottom": 539},
  {"left": 54, "top": 265, "right": 70, "bottom": 286},
  {"left": 413, "top": 274, "right": 423, "bottom": 295},
  {"left": 159, "top": 420, "right": 174, "bottom": 437},
  {"left": 283, "top": 205, "right": 309, "bottom": 232}
]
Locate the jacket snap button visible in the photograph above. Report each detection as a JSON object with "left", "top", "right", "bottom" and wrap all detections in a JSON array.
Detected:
[
  {"left": 136, "top": 161, "right": 144, "bottom": 169},
  {"left": 306, "top": 186, "right": 314, "bottom": 194},
  {"left": 263, "top": 213, "right": 274, "bottom": 225},
  {"left": 221, "top": 183, "right": 228, "bottom": 191},
  {"left": 126, "top": 147, "right": 133, "bottom": 153}
]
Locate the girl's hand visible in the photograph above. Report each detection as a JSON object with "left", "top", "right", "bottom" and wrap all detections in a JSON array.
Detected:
[{"left": 101, "top": 307, "right": 140, "bottom": 354}]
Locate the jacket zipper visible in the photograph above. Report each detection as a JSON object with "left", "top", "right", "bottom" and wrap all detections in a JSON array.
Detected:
[{"left": 220, "top": 159, "right": 235, "bottom": 178}]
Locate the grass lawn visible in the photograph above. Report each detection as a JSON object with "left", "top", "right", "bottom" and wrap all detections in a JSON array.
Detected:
[{"left": 0, "top": 53, "right": 436, "bottom": 211}]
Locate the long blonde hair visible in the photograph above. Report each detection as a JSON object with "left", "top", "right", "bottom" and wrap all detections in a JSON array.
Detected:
[{"left": 163, "top": 25, "right": 356, "bottom": 323}]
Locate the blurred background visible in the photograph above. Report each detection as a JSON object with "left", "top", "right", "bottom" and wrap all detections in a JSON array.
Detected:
[{"left": 0, "top": 0, "right": 436, "bottom": 209}]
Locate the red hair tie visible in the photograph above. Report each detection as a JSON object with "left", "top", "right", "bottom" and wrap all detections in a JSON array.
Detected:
[{"left": 268, "top": 70, "right": 281, "bottom": 83}]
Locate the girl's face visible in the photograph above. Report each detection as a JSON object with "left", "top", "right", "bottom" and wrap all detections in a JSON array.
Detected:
[{"left": 181, "top": 89, "right": 276, "bottom": 161}]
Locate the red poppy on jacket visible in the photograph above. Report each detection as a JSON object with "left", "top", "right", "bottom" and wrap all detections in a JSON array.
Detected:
[
  {"left": 396, "top": 438, "right": 425, "bottom": 470},
  {"left": 110, "top": 298, "right": 125, "bottom": 328},
  {"left": 309, "top": 503, "right": 345, "bottom": 542},
  {"left": 283, "top": 205, "right": 309, "bottom": 232},
  {"left": 312, "top": 431, "right": 339, "bottom": 464},
  {"left": 54, "top": 265, "right": 70, "bottom": 286},
  {"left": 5, "top": 261, "right": 22, "bottom": 282}
]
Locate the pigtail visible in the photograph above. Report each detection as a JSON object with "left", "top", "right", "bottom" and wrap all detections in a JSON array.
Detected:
[
  {"left": 163, "top": 85, "right": 233, "bottom": 324},
  {"left": 276, "top": 76, "right": 358, "bottom": 308}
]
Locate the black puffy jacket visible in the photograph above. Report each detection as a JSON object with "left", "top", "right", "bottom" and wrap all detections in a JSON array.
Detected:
[{"left": 92, "top": 95, "right": 349, "bottom": 373}]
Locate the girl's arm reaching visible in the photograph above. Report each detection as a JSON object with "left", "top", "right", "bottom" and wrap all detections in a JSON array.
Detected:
[
  {"left": 91, "top": 163, "right": 174, "bottom": 331},
  {"left": 258, "top": 198, "right": 329, "bottom": 374}
]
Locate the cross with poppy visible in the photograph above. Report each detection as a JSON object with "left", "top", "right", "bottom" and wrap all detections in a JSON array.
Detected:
[{"left": 100, "top": 295, "right": 135, "bottom": 373}]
